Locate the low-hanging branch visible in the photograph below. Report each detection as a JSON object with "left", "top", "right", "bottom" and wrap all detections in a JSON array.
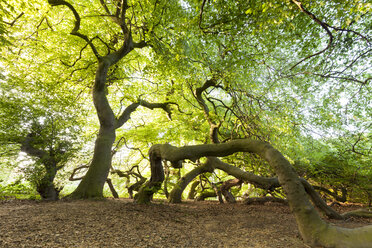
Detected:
[
  {"left": 135, "top": 139, "right": 372, "bottom": 248},
  {"left": 168, "top": 156, "right": 342, "bottom": 219}
]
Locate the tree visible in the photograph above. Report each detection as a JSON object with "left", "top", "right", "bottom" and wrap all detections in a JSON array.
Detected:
[
  {"left": 0, "top": 72, "right": 85, "bottom": 200},
  {"left": 45, "top": 0, "right": 185, "bottom": 198},
  {"left": 1, "top": 0, "right": 371, "bottom": 245}
]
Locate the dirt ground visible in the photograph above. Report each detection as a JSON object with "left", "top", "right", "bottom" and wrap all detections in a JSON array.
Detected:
[{"left": 0, "top": 199, "right": 371, "bottom": 248}]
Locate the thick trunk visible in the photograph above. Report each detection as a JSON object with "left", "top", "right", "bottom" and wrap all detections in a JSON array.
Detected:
[
  {"left": 69, "top": 127, "right": 115, "bottom": 198},
  {"left": 135, "top": 150, "right": 164, "bottom": 204},
  {"left": 48, "top": 1, "right": 148, "bottom": 200},
  {"left": 140, "top": 139, "right": 372, "bottom": 247}
]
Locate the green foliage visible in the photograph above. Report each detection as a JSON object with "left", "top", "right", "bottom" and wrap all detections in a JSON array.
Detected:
[
  {"left": 0, "top": 180, "right": 40, "bottom": 200},
  {"left": 293, "top": 134, "right": 371, "bottom": 203},
  {"left": 0, "top": 0, "right": 370, "bottom": 202}
]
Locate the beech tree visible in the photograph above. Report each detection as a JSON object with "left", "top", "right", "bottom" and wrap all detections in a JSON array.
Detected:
[
  {"left": 1, "top": 0, "right": 371, "bottom": 246},
  {"left": 44, "top": 0, "right": 186, "bottom": 198},
  {"left": 0, "top": 66, "right": 86, "bottom": 200}
]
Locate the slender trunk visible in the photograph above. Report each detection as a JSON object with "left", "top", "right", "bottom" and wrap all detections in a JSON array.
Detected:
[
  {"left": 211, "top": 182, "right": 224, "bottom": 203},
  {"left": 106, "top": 178, "right": 119, "bottom": 198}
]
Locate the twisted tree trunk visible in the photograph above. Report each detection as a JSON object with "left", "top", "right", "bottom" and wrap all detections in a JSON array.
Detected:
[{"left": 136, "top": 139, "right": 372, "bottom": 248}]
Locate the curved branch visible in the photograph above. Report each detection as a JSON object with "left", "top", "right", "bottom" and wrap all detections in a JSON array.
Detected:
[
  {"left": 194, "top": 78, "right": 220, "bottom": 143},
  {"left": 115, "top": 102, "right": 140, "bottom": 129},
  {"left": 115, "top": 99, "right": 175, "bottom": 129},
  {"left": 290, "top": 0, "right": 333, "bottom": 70},
  {"left": 69, "top": 164, "right": 89, "bottom": 181},
  {"left": 138, "top": 99, "right": 174, "bottom": 120},
  {"left": 48, "top": 0, "right": 101, "bottom": 59}
]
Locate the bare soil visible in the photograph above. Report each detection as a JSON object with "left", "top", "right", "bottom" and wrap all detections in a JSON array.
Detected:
[{"left": 0, "top": 199, "right": 370, "bottom": 248}]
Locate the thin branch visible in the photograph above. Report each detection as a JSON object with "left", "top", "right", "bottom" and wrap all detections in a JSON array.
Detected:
[
  {"left": 48, "top": 0, "right": 101, "bottom": 59},
  {"left": 69, "top": 164, "right": 89, "bottom": 181},
  {"left": 60, "top": 42, "right": 89, "bottom": 67},
  {"left": 290, "top": 0, "right": 333, "bottom": 70},
  {"left": 198, "top": 0, "right": 208, "bottom": 31},
  {"left": 120, "top": 136, "right": 147, "bottom": 159},
  {"left": 323, "top": 22, "right": 370, "bottom": 44},
  {"left": 99, "top": 0, "right": 111, "bottom": 16},
  {"left": 194, "top": 78, "right": 221, "bottom": 143},
  {"left": 2, "top": 12, "right": 24, "bottom": 27}
]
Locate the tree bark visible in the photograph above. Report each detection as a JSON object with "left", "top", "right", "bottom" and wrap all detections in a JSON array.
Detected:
[
  {"left": 187, "top": 181, "right": 200, "bottom": 200},
  {"left": 169, "top": 163, "right": 214, "bottom": 203},
  {"left": 36, "top": 164, "right": 60, "bottom": 201},
  {"left": 106, "top": 178, "right": 119, "bottom": 198},
  {"left": 69, "top": 126, "right": 116, "bottom": 198},
  {"left": 136, "top": 139, "right": 372, "bottom": 248},
  {"left": 220, "top": 178, "right": 242, "bottom": 203},
  {"left": 49, "top": 1, "right": 148, "bottom": 199}
]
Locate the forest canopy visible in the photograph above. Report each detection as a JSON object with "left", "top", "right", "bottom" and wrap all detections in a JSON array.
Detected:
[{"left": 0, "top": 0, "right": 371, "bottom": 247}]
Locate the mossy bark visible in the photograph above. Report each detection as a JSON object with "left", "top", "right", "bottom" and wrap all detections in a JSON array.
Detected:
[{"left": 135, "top": 182, "right": 162, "bottom": 204}]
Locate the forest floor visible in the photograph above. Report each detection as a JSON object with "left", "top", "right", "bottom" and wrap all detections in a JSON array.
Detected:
[{"left": 0, "top": 198, "right": 371, "bottom": 248}]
